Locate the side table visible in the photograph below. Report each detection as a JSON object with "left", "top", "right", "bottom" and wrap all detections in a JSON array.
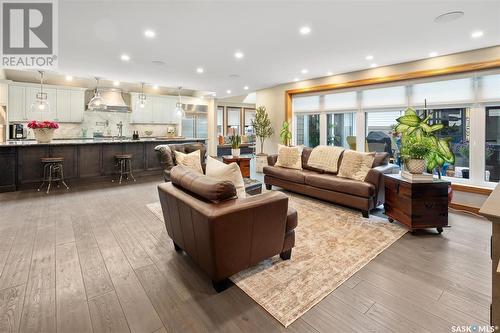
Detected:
[{"left": 222, "top": 155, "right": 251, "bottom": 178}]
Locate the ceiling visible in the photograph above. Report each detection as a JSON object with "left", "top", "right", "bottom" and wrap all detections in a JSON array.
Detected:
[{"left": 6, "top": 0, "right": 500, "bottom": 97}]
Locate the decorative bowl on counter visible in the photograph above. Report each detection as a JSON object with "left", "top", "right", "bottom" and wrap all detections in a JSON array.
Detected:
[
  {"left": 28, "top": 120, "right": 59, "bottom": 143},
  {"left": 144, "top": 130, "right": 153, "bottom": 137}
]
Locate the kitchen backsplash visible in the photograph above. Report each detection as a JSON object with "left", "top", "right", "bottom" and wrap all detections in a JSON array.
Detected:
[{"left": 21, "top": 111, "right": 178, "bottom": 139}]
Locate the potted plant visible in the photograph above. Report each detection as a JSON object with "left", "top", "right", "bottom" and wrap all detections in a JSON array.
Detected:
[
  {"left": 400, "top": 136, "right": 432, "bottom": 174},
  {"left": 27, "top": 120, "right": 59, "bottom": 143},
  {"left": 395, "top": 107, "right": 455, "bottom": 179},
  {"left": 230, "top": 134, "right": 241, "bottom": 157},
  {"left": 251, "top": 106, "right": 274, "bottom": 172},
  {"left": 280, "top": 121, "right": 292, "bottom": 146}
]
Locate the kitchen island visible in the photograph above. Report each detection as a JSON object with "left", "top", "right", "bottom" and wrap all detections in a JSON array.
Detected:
[{"left": 0, "top": 138, "right": 206, "bottom": 192}]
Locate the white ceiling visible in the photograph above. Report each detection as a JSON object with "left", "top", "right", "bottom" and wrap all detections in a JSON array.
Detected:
[{"left": 13, "top": 0, "right": 500, "bottom": 97}]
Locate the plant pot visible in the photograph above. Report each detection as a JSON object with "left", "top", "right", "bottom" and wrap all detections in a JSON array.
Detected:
[
  {"left": 255, "top": 154, "right": 268, "bottom": 173},
  {"left": 406, "top": 159, "right": 426, "bottom": 174},
  {"left": 231, "top": 148, "right": 240, "bottom": 157},
  {"left": 33, "top": 128, "right": 55, "bottom": 143},
  {"left": 461, "top": 168, "right": 470, "bottom": 179}
]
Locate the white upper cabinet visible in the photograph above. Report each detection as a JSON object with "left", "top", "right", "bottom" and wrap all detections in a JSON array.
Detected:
[
  {"left": 8, "top": 83, "right": 85, "bottom": 123},
  {"left": 8, "top": 85, "right": 26, "bottom": 121},
  {"left": 131, "top": 94, "right": 179, "bottom": 124},
  {"left": 0, "top": 83, "right": 7, "bottom": 106}
]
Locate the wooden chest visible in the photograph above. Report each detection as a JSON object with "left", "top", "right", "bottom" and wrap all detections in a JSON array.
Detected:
[
  {"left": 222, "top": 156, "right": 251, "bottom": 178},
  {"left": 383, "top": 174, "right": 450, "bottom": 233}
]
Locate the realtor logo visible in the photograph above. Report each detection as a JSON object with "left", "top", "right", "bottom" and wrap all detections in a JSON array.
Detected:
[{"left": 1, "top": 0, "right": 58, "bottom": 68}]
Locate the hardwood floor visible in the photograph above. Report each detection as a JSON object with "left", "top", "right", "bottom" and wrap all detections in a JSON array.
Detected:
[{"left": 0, "top": 175, "right": 491, "bottom": 333}]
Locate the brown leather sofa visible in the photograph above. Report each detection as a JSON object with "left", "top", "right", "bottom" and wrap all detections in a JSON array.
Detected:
[
  {"left": 157, "top": 165, "right": 298, "bottom": 292},
  {"left": 264, "top": 148, "right": 397, "bottom": 217},
  {"left": 155, "top": 142, "right": 207, "bottom": 181}
]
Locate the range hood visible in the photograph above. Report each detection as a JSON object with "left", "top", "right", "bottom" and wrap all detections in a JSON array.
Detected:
[{"left": 87, "top": 89, "right": 130, "bottom": 112}]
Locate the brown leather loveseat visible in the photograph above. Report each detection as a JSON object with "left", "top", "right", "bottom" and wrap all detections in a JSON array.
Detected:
[
  {"left": 155, "top": 142, "right": 207, "bottom": 181},
  {"left": 264, "top": 148, "right": 397, "bottom": 217},
  {"left": 157, "top": 165, "right": 298, "bottom": 292}
]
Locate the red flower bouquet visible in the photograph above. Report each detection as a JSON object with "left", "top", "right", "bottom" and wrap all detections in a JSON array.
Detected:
[{"left": 27, "top": 120, "right": 59, "bottom": 129}]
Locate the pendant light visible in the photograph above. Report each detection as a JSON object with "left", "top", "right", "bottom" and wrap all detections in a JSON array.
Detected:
[
  {"left": 88, "top": 77, "right": 106, "bottom": 111},
  {"left": 30, "top": 71, "right": 50, "bottom": 113},
  {"left": 136, "top": 82, "right": 147, "bottom": 109},
  {"left": 175, "top": 86, "right": 185, "bottom": 118}
]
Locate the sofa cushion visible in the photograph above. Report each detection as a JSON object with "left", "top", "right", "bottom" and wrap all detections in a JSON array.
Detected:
[
  {"left": 337, "top": 150, "right": 375, "bottom": 181},
  {"left": 206, "top": 156, "right": 246, "bottom": 198},
  {"left": 175, "top": 150, "right": 204, "bottom": 174},
  {"left": 170, "top": 165, "right": 236, "bottom": 202},
  {"left": 263, "top": 165, "right": 308, "bottom": 184},
  {"left": 301, "top": 147, "right": 325, "bottom": 173},
  {"left": 306, "top": 145, "right": 345, "bottom": 174},
  {"left": 304, "top": 173, "right": 376, "bottom": 198},
  {"left": 275, "top": 145, "right": 303, "bottom": 170},
  {"left": 372, "top": 152, "right": 389, "bottom": 167}
]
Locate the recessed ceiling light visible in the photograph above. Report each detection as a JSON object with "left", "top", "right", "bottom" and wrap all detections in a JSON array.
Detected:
[
  {"left": 120, "top": 54, "right": 130, "bottom": 62},
  {"left": 299, "top": 26, "right": 311, "bottom": 35},
  {"left": 293, "top": 78, "right": 300, "bottom": 82},
  {"left": 429, "top": 51, "right": 438, "bottom": 57},
  {"left": 65, "top": 75, "right": 73, "bottom": 81},
  {"left": 152, "top": 85, "right": 159, "bottom": 90},
  {"left": 365, "top": 55, "right": 374, "bottom": 60},
  {"left": 301, "top": 69, "right": 308, "bottom": 74},
  {"left": 327, "top": 71, "right": 333, "bottom": 76},
  {"left": 243, "top": 86, "right": 249, "bottom": 90},
  {"left": 370, "top": 63, "right": 378, "bottom": 68},
  {"left": 234, "top": 51, "right": 244, "bottom": 59},
  {"left": 196, "top": 67, "right": 204, "bottom": 73},
  {"left": 471, "top": 30, "right": 484, "bottom": 38},
  {"left": 212, "top": 92, "right": 217, "bottom": 96},
  {"left": 113, "top": 81, "right": 120, "bottom": 86},
  {"left": 434, "top": 11, "right": 464, "bottom": 24},
  {"left": 226, "top": 90, "right": 231, "bottom": 94},
  {"left": 144, "top": 29, "right": 156, "bottom": 38}
]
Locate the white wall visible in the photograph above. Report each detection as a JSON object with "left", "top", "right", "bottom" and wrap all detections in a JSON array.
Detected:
[{"left": 256, "top": 46, "right": 500, "bottom": 154}]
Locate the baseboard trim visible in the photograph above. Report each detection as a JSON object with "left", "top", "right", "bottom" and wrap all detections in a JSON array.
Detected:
[{"left": 449, "top": 202, "right": 481, "bottom": 215}]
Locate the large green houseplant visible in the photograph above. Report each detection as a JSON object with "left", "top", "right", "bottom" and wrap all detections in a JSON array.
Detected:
[
  {"left": 395, "top": 107, "right": 455, "bottom": 179},
  {"left": 280, "top": 121, "right": 292, "bottom": 146},
  {"left": 251, "top": 106, "right": 274, "bottom": 172}
]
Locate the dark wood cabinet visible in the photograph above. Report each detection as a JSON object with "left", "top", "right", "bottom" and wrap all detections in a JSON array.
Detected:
[
  {"left": 384, "top": 174, "right": 450, "bottom": 233},
  {"left": 0, "top": 147, "right": 17, "bottom": 192},
  {"left": 222, "top": 156, "right": 251, "bottom": 178}
]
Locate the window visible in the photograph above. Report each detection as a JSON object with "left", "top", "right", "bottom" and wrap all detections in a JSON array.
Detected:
[
  {"left": 293, "top": 95, "right": 320, "bottom": 112},
  {"left": 324, "top": 91, "right": 357, "bottom": 110},
  {"left": 217, "top": 106, "right": 224, "bottom": 136},
  {"left": 365, "top": 110, "right": 402, "bottom": 157},
  {"left": 480, "top": 74, "right": 500, "bottom": 101},
  {"left": 486, "top": 106, "right": 500, "bottom": 182},
  {"left": 295, "top": 114, "right": 320, "bottom": 147},
  {"left": 227, "top": 107, "right": 241, "bottom": 135},
  {"left": 244, "top": 108, "right": 256, "bottom": 142},
  {"left": 418, "top": 108, "right": 469, "bottom": 179},
  {"left": 327, "top": 113, "right": 356, "bottom": 149},
  {"left": 362, "top": 86, "right": 406, "bottom": 108},
  {"left": 412, "top": 78, "right": 473, "bottom": 105}
]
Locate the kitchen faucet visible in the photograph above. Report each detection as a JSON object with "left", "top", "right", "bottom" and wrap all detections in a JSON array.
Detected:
[{"left": 117, "top": 121, "right": 123, "bottom": 138}]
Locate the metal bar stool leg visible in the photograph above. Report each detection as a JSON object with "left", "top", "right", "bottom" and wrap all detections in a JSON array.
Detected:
[
  {"left": 119, "top": 159, "right": 124, "bottom": 184},
  {"left": 59, "top": 163, "right": 70, "bottom": 190},
  {"left": 38, "top": 163, "right": 49, "bottom": 192},
  {"left": 128, "top": 159, "right": 136, "bottom": 182},
  {"left": 46, "top": 163, "right": 53, "bottom": 194}
]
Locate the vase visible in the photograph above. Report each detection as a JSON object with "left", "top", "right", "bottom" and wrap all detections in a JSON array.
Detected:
[
  {"left": 255, "top": 154, "right": 268, "bottom": 173},
  {"left": 406, "top": 159, "right": 426, "bottom": 174},
  {"left": 231, "top": 148, "right": 240, "bottom": 157},
  {"left": 33, "top": 128, "right": 55, "bottom": 143}
]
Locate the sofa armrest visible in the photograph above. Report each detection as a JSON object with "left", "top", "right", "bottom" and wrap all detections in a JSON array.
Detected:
[
  {"left": 267, "top": 154, "right": 278, "bottom": 166},
  {"left": 374, "top": 163, "right": 400, "bottom": 174},
  {"left": 364, "top": 168, "right": 385, "bottom": 207}
]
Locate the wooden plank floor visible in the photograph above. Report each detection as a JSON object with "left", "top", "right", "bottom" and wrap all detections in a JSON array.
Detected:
[{"left": 0, "top": 175, "right": 491, "bottom": 333}]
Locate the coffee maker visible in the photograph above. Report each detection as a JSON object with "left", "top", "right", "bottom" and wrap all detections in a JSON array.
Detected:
[{"left": 9, "top": 124, "right": 26, "bottom": 139}]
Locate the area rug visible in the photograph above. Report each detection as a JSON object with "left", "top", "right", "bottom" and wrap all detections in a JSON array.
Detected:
[{"left": 146, "top": 192, "right": 406, "bottom": 327}]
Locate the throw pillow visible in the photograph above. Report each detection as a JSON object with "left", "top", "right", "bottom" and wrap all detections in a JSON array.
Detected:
[
  {"left": 206, "top": 156, "right": 246, "bottom": 198},
  {"left": 306, "top": 145, "right": 345, "bottom": 174},
  {"left": 174, "top": 150, "right": 204, "bottom": 174},
  {"left": 337, "top": 150, "right": 375, "bottom": 181},
  {"left": 275, "top": 145, "right": 303, "bottom": 170}
]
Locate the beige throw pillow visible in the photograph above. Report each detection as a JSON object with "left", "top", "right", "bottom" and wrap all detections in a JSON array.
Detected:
[
  {"left": 174, "top": 150, "right": 203, "bottom": 174},
  {"left": 206, "top": 156, "right": 246, "bottom": 198},
  {"left": 275, "top": 145, "right": 303, "bottom": 170},
  {"left": 307, "top": 145, "right": 345, "bottom": 174},
  {"left": 337, "top": 150, "right": 375, "bottom": 181}
]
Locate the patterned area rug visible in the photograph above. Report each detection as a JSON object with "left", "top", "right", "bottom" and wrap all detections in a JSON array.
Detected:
[{"left": 147, "top": 192, "right": 406, "bottom": 327}]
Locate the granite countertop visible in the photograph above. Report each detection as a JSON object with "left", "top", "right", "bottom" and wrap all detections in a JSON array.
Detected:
[
  {"left": 0, "top": 137, "right": 206, "bottom": 147},
  {"left": 480, "top": 184, "right": 500, "bottom": 221}
]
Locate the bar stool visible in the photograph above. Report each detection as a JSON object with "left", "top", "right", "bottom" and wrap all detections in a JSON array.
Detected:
[
  {"left": 113, "top": 154, "right": 136, "bottom": 184},
  {"left": 38, "top": 157, "right": 70, "bottom": 194}
]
